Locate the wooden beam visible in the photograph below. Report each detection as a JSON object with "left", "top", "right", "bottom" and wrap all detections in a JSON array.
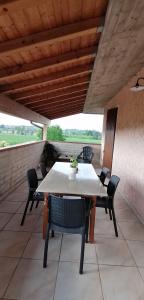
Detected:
[
  {"left": 46, "top": 109, "right": 83, "bottom": 120},
  {"left": 25, "top": 91, "right": 87, "bottom": 107},
  {"left": 12, "top": 76, "right": 90, "bottom": 100},
  {"left": 0, "top": 64, "right": 93, "bottom": 92},
  {"left": 28, "top": 93, "right": 87, "bottom": 109},
  {"left": 0, "top": 94, "right": 50, "bottom": 125},
  {"left": 44, "top": 104, "right": 84, "bottom": 116},
  {"left": 15, "top": 83, "right": 89, "bottom": 104},
  {"left": 0, "top": 46, "right": 96, "bottom": 80},
  {"left": 35, "top": 99, "right": 85, "bottom": 114},
  {"left": 0, "top": 17, "right": 104, "bottom": 57}
]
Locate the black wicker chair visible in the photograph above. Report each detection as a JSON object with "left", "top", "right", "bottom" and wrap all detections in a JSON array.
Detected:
[
  {"left": 43, "top": 195, "right": 91, "bottom": 274},
  {"left": 20, "top": 169, "right": 43, "bottom": 226},
  {"left": 98, "top": 167, "right": 110, "bottom": 186},
  {"left": 96, "top": 175, "right": 120, "bottom": 237},
  {"left": 77, "top": 146, "right": 94, "bottom": 163}
]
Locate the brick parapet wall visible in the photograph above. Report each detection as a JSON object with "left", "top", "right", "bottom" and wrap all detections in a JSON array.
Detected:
[
  {"left": 50, "top": 141, "right": 101, "bottom": 168},
  {"left": 0, "top": 140, "right": 101, "bottom": 202},
  {"left": 0, "top": 141, "right": 45, "bottom": 201}
]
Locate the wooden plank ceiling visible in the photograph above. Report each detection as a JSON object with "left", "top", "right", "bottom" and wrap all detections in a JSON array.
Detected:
[
  {"left": 0, "top": 0, "right": 108, "bottom": 120},
  {"left": 84, "top": 0, "right": 144, "bottom": 113}
]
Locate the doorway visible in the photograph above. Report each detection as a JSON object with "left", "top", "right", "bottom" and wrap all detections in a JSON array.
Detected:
[{"left": 103, "top": 107, "right": 118, "bottom": 172}]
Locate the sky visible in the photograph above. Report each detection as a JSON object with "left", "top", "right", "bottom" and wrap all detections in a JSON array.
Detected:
[{"left": 0, "top": 112, "right": 103, "bottom": 132}]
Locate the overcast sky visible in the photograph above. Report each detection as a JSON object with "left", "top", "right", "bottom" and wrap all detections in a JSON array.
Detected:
[{"left": 0, "top": 112, "right": 103, "bottom": 132}]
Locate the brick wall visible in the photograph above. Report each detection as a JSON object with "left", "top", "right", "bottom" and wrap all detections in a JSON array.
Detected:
[
  {"left": 0, "top": 141, "right": 45, "bottom": 201},
  {"left": 51, "top": 141, "right": 101, "bottom": 168}
]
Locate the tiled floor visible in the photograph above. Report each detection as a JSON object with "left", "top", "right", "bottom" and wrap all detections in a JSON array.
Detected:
[{"left": 0, "top": 182, "right": 144, "bottom": 300}]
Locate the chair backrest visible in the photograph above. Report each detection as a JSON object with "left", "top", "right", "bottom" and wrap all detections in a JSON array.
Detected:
[
  {"left": 83, "top": 146, "right": 93, "bottom": 161},
  {"left": 27, "top": 169, "right": 38, "bottom": 191},
  {"left": 49, "top": 195, "right": 86, "bottom": 229},
  {"left": 99, "top": 167, "right": 110, "bottom": 185},
  {"left": 107, "top": 175, "right": 120, "bottom": 198}
]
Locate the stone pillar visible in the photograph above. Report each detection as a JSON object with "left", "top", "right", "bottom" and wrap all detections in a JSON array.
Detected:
[{"left": 42, "top": 124, "right": 48, "bottom": 140}]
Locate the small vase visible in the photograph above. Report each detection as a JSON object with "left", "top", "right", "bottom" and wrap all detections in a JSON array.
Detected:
[{"left": 69, "top": 167, "right": 77, "bottom": 180}]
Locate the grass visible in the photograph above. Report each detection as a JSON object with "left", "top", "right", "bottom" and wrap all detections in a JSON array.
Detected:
[
  {"left": 0, "top": 133, "right": 39, "bottom": 146},
  {"left": 0, "top": 133, "right": 101, "bottom": 147}
]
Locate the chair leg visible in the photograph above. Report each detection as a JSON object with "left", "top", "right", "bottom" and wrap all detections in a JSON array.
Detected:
[
  {"left": 51, "top": 230, "right": 54, "bottom": 238},
  {"left": 112, "top": 208, "right": 118, "bottom": 237},
  {"left": 79, "top": 227, "right": 86, "bottom": 274},
  {"left": 20, "top": 197, "right": 30, "bottom": 226},
  {"left": 43, "top": 223, "right": 50, "bottom": 268},
  {"left": 30, "top": 197, "right": 35, "bottom": 211},
  {"left": 105, "top": 208, "right": 108, "bottom": 214},
  {"left": 35, "top": 199, "right": 39, "bottom": 208},
  {"left": 85, "top": 216, "right": 89, "bottom": 243},
  {"left": 109, "top": 209, "right": 112, "bottom": 220}
]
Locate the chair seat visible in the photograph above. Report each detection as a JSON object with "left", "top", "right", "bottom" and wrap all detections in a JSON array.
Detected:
[
  {"left": 34, "top": 192, "right": 44, "bottom": 201},
  {"left": 96, "top": 196, "right": 108, "bottom": 208}
]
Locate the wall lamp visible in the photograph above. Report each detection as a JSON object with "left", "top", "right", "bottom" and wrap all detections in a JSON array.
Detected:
[{"left": 130, "top": 77, "right": 144, "bottom": 92}]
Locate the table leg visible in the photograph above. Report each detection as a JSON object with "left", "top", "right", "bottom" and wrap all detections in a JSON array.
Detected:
[
  {"left": 89, "top": 196, "right": 96, "bottom": 243},
  {"left": 43, "top": 193, "right": 48, "bottom": 239}
]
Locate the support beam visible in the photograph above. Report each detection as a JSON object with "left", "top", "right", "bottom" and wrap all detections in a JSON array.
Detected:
[
  {"left": 0, "top": 46, "right": 96, "bottom": 80},
  {"left": 9, "top": 75, "right": 90, "bottom": 99},
  {"left": 46, "top": 108, "right": 83, "bottom": 120},
  {"left": 28, "top": 93, "right": 87, "bottom": 109},
  {"left": 43, "top": 124, "right": 48, "bottom": 140},
  {"left": 0, "top": 17, "right": 104, "bottom": 57},
  {"left": 35, "top": 99, "right": 85, "bottom": 114},
  {"left": 16, "top": 83, "right": 89, "bottom": 104},
  {"left": 25, "top": 91, "right": 87, "bottom": 109},
  {"left": 0, "top": 94, "right": 50, "bottom": 125},
  {"left": 0, "top": 64, "right": 93, "bottom": 92}
]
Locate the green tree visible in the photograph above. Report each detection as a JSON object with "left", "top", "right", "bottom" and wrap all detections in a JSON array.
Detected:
[{"left": 47, "top": 126, "right": 65, "bottom": 141}]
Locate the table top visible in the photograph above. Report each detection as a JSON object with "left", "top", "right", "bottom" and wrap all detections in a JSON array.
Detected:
[{"left": 37, "top": 162, "right": 107, "bottom": 197}]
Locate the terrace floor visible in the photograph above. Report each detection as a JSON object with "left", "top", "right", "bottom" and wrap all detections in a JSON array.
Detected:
[{"left": 0, "top": 181, "right": 144, "bottom": 300}]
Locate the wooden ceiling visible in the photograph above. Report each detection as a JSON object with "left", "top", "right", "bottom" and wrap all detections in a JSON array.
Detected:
[
  {"left": 84, "top": 0, "right": 144, "bottom": 113},
  {"left": 0, "top": 0, "right": 108, "bottom": 120}
]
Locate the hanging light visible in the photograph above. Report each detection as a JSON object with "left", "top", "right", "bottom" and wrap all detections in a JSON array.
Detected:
[{"left": 130, "top": 77, "right": 144, "bottom": 92}]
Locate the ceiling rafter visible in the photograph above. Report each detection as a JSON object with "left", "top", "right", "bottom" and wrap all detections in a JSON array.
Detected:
[
  {"left": 0, "top": 64, "right": 93, "bottom": 93},
  {"left": 0, "top": 46, "right": 97, "bottom": 80},
  {"left": 0, "top": 17, "right": 104, "bottom": 57},
  {"left": 34, "top": 99, "right": 85, "bottom": 114},
  {"left": 17, "top": 86, "right": 88, "bottom": 105},
  {"left": 28, "top": 93, "right": 87, "bottom": 109},
  {"left": 11, "top": 75, "right": 90, "bottom": 100}
]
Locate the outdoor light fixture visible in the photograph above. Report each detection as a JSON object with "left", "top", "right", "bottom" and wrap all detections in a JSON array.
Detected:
[{"left": 130, "top": 77, "right": 144, "bottom": 92}]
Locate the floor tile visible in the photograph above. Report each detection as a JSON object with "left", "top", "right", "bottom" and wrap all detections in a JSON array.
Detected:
[
  {"left": 33, "top": 215, "right": 43, "bottom": 233},
  {"left": 139, "top": 268, "right": 144, "bottom": 281},
  {"left": 60, "top": 234, "right": 97, "bottom": 263},
  {"left": 6, "top": 193, "right": 27, "bottom": 202},
  {"left": 99, "top": 265, "right": 144, "bottom": 300},
  {"left": 0, "top": 257, "right": 18, "bottom": 298},
  {"left": 54, "top": 262, "right": 103, "bottom": 300},
  {"left": 127, "top": 241, "right": 144, "bottom": 267},
  {"left": 5, "top": 259, "right": 58, "bottom": 300},
  {"left": 23, "top": 233, "right": 62, "bottom": 261},
  {"left": 0, "top": 231, "right": 31, "bottom": 258},
  {"left": 17, "top": 202, "right": 43, "bottom": 215},
  {"left": 4, "top": 213, "right": 39, "bottom": 232},
  {"left": 94, "top": 219, "right": 123, "bottom": 239},
  {"left": 0, "top": 201, "right": 22, "bottom": 213},
  {"left": 96, "top": 237, "right": 135, "bottom": 266},
  {"left": 0, "top": 213, "right": 13, "bottom": 230},
  {"left": 118, "top": 221, "right": 144, "bottom": 241},
  {"left": 116, "top": 207, "right": 137, "bottom": 221}
]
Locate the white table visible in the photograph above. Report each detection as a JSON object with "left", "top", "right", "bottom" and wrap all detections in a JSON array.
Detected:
[{"left": 37, "top": 162, "right": 107, "bottom": 242}]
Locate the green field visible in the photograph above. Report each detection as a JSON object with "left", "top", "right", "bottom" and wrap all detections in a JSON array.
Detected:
[
  {"left": 0, "top": 134, "right": 39, "bottom": 146},
  {"left": 0, "top": 133, "right": 101, "bottom": 147},
  {"left": 64, "top": 136, "right": 101, "bottom": 144}
]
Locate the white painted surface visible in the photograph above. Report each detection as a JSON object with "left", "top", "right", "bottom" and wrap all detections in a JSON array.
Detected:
[{"left": 37, "top": 162, "right": 107, "bottom": 196}]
